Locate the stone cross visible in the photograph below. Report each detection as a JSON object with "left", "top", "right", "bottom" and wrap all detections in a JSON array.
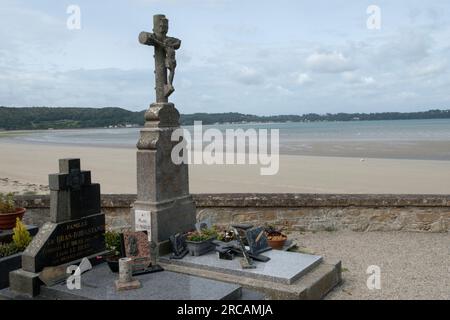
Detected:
[
  {"left": 133, "top": 14, "right": 196, "bottom": 251},
  {"left": 139, "top": 14, "right": 181, "bottom": 103},
  {"left": 48, "top": 158, "right": 101, "bottom": 222},
  {"left": 49, "top": 159, "right": 91, "bottom": 191}
]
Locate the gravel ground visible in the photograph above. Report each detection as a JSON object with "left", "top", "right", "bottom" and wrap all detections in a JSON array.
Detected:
[{"left": 289, "top": 231, "right": 450, "bottom": 300}]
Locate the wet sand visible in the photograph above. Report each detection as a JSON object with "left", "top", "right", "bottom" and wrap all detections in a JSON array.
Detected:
[{"left": 1, "top": 140, "right": 450, "bottom": 194}]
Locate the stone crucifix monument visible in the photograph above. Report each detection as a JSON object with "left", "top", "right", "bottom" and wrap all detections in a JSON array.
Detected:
[{"left": 133, "top": 14, "right": 196, "bottom": 251}]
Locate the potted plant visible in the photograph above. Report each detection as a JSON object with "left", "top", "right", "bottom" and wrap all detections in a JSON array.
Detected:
[
  {"left": 0, "top": 193, "right": 26, "bottom": 230},
  {"left": 265, "top": 225, "right": 287, "bottom": 250},
  {"left": 0, "top": 218, "right": 32, "bottom": 289},
  {"left": 104, "top": 231, "right": 123, "bottom": 272},
  {"left": 186, "top": 227, "right": 218, "bottom": 256}
]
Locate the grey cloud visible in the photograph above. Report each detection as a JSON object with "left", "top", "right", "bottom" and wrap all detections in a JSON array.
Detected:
[
  {"left": 376, "top": 29, "right": 433, "bottom": 65},
  {"left": 235, "top": 66, "right": 265, "bottom": 85},
  {"left": 305, "top": 51, "right": 356, "bottom": 73}
]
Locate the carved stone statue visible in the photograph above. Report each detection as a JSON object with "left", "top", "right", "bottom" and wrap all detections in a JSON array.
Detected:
[{"left": 139, "top": 15, "right": 181, "bottom": 102}]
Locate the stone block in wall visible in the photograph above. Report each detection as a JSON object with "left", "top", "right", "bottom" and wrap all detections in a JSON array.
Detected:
[
  {"left": 258, "top": 210, "right": 277, "bottom": 222},
  {"left": 231, "top": 212, "right": 259, "bottom": 224}
]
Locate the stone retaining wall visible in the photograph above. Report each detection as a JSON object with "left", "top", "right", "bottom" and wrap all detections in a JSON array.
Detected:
[{"left": 16, "top": 193, "right": 450, "bottom": 233}]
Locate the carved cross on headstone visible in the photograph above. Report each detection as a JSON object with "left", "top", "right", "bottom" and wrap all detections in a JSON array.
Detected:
[
  {"left": 49, "top": 159, "right": 90, "bottom": 191},
  {"left": 48, "top": 158, "right": 101, "bottom": 222},
  {"left": 139, "top": 14, "right": 181, "bottom": 103}
]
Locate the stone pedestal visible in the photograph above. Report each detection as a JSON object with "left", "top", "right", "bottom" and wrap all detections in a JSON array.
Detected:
[{"left": 132, "top": 103, "right": 196, "bottom": 248}]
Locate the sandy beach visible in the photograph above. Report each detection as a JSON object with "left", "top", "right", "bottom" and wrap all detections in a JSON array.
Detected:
[{"left": 1, "top": 139, "right": 450, "bottom": 194}]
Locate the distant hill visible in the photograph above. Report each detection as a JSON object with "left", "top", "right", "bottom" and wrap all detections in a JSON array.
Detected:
[{"left": 0, "top": 106, "right": 449, "bottom": 130}]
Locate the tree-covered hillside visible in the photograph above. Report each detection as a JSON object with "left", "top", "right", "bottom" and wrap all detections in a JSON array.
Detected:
[{"left": 0, "top": 107, "right": 449, "bottom": 130}]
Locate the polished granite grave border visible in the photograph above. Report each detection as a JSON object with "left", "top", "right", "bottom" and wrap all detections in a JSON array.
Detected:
[
  {"left": 0, "top": 263, "right": 242, "bottom": 300},
  {"left": 160, "top": 250, "right": 323, "bottom": 285}
]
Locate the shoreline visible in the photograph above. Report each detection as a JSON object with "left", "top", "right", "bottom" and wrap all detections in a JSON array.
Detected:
[{"left": 3, "top": 129, "right": 450, "bottom": 161}]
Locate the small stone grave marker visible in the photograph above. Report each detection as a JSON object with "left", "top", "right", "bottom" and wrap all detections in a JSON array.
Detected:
[{"left": 245, "top": 226, "right": 271, "bottom": 256}]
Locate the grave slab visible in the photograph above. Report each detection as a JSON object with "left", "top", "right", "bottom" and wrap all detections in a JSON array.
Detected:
[
  {"left": 160, "top": 250, "right": 322, "bottom": 285},
  {"left": 0, "top": 263, "right": 242, "bottom": 300}
]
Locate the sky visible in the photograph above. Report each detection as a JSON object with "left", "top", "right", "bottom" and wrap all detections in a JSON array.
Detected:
[{"left": 0, "top": 0, "right": 449, "bottom": 115}]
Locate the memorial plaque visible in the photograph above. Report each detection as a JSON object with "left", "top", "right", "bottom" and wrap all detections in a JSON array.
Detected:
[
  {"left": 22, "top": 213, "right": 105, "bottom": 273},
  {"left": 122, "top": 231, "right": 152, "bottom": 272},
  {"left": 169, "top": 233, "right": 188, "bottom": 259},
  {"left": 134, "top": 210, "right": 151, "bottom": 241},
  {"left": 245, "top": 227, "right": 271, "bottom": 256}
]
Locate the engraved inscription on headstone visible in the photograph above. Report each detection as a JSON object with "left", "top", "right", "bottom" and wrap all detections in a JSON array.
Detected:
[{"left": 22, "top": 209, "right": 105, "bottom": 273}]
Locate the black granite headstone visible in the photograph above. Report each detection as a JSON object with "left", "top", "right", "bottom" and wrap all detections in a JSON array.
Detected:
[
  {"left": 49, "top": 158, "right": 100, "bottom": 222},
  {"left": 9, "top": 159, "right": 107, "bottom": 296}
]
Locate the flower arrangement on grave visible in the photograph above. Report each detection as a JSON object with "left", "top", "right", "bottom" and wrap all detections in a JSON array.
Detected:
[
  {"left": 186, "top": 227, "right": 218, "bottom": 242},
  {"left": 264, "top": 225, "right": 287, "bottom": 250},
  {"left": 105, "top": 231, "right": 122, "bottom": 257},
  {"left": 104, "top": 231, "right": 123, "bottom": 272},
  {"left": 0, "top": 192, "right": 26, "bottom": 230},
  {"left": 185, "top": 227, "right": 219, "bottom": 256},
  {"left": 0, "top": 218, "right": 32, "bottom": 258}
]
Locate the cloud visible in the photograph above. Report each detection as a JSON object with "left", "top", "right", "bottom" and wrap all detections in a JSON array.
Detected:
[
  {"left": 0, "top": 0, "right": 70, "bottom": 68},
  {"left": 342, "top": 72, "right": 376, "bottom": 85},
  {"left": 235, "top": 66, "right": 264, "bottom": 85},
  {"left": 274, "top": 85, "right": 293, "bottom": 96},
  {"left": 0, "top": 67, "right": 151, "bottom": 109},
  {"left": 296, "top": 73, "right": 312, "bottom": 85},
  {"left": 376, "top": 29, "right": 433, "bottom": 65},
  {"left": 409, "top": 61, "right": 447, "bottom": 78},
  {"left": 1, "top": 1, "right": 450, "bottom": 115},
  {"left": 306, "top": 51, "right": 355, "bottom": 73},
  {"left": 398, "top": 91, "right": 419, "bottom": 100}
]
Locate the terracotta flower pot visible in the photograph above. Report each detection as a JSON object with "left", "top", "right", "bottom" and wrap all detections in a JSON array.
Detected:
[
  {"left": 267, "top": 235, "right": 287, "bottom": 250},
  {"left": 0, "top": 208, "right": 26, "bottom": 230}
]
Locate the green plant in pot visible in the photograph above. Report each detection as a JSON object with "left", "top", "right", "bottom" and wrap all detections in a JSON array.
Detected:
[
  {"left": 0, "top": 193, "right": 26, "bottom": 230},
  {"left": 104, "top": 231, "right": 122, "bottom": 272},
  {"left": 186, "top": 227, "right": 218, "bottom": 256},
  {"left": 0, "top": 218, "right": 32, "bottom": 258}
]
